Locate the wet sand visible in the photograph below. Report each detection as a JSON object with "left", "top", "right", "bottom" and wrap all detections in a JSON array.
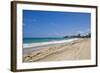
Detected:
[{"left": 23, "top": 38, "right": 91, "bottom": 62}]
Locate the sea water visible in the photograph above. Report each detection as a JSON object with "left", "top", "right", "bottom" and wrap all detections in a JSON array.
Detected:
[
  {"left": 23, "top": 38, "right": 78, "bottom": 48},
  {"left": 23, "top": 38, "right": 78, "bottom": 55},
  {"left": 23, "top": 38, "right": 68, "bottom": 44}
]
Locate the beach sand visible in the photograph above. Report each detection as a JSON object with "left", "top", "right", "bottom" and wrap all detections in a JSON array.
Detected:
[{"left": 23, "top": 38, "right": 91, "bottom": 62}]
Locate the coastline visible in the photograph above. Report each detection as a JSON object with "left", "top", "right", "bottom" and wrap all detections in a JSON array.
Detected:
[
  {"left": 23, "top": 38, "right": 78, "bottom": 48},
  {"left": 23, "top": 38, "right": 78, "bottom": 55},
  {"left": 23, "top": 38, "right": 91, "bottom": 62}
]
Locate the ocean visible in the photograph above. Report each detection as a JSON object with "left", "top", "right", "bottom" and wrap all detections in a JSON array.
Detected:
[
  {"left": 23, "top": 38, "right": 68, "bottom": 44},
  {"left": 23, "top": 38, "right": 78, "bottom": 53}
]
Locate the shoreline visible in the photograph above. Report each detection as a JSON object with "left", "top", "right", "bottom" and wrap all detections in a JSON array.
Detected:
[
  {"left": 23, "top": 38, "right": 78, "bottom": 48},
  {"left": 23, "top": 38, "right": 78, "bottom": 56},
  {"left": 23, "top": 38, "right": 90, "bottom": 62}
]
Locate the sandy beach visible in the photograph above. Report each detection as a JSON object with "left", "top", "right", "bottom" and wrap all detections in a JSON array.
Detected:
[{"left": 23, "top": 38, "right": 91, "bottom": 62}]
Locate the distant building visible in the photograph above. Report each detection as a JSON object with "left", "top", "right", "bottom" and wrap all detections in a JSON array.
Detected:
[{"left": 64, "top": 32, "right": 91, "bottom": 38}]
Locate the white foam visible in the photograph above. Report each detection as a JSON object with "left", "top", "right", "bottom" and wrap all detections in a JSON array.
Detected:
[{"left": 23, "top": 38, "right": 78, "bottom": 48}]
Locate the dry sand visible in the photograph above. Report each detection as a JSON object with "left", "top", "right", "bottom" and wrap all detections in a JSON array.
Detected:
[{"left": 23, "top": 38, "right": 91, "bottom": 62}]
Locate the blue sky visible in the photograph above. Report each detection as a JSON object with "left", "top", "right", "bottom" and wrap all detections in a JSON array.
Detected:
[{"left": 23, "top": 10, "right": 91, "bottom": 38}]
